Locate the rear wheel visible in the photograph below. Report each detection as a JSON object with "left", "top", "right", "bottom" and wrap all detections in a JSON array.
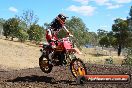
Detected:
[
  {"left": 70, "top": 58, "right": 87, "bottom": 78},
  {"left": 39, "top": 55, "right": 53, "bottom": 73}
]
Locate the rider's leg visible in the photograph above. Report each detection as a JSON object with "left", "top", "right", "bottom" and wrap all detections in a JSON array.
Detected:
[
  {"left": 48, "top": 50, "right": 54, "bottom": 61},
  {"left": 48, "top": 41, "right": 56, "bottom": 61},
  {"left": 60, "top": 53, "right": 67, "bottom": 65},
  {"left": 46, "top": 29, "right": 56, "bottom": 60}
]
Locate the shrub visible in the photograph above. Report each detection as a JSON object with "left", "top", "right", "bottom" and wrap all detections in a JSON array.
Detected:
[
  {"left": 123, "top": 48, "right": 132, "bottom": 66},
  {"left": 17, "top": 29, "right": 29, "bottom": 42}
]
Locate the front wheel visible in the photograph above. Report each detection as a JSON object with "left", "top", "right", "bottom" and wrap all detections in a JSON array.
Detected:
[
  {"left": 70, "top": 58, "right": 87, "bottom": 78},
  {"left": 39, "top": 55, "right": 53, "bottom": 73}
]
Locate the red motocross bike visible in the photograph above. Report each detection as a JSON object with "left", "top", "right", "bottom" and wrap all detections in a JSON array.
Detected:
[{"left": 39, "top": 36, "right": 87, "bottom": 78}]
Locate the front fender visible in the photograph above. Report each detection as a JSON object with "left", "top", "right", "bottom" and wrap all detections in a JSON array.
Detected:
[
  {"left": 40, "top": 49, "right": 47, "bottom": 57},
  {"left": 66, "top": 48, "right": 82, "bottom": 55},
  {"left": 71, "top": 48, "right": 82, "bottom": 55}
]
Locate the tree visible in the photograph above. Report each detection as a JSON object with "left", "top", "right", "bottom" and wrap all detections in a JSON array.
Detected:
[
  {"left": 97, "top": 29, "right": 108, "bottom": 39},
  {"left": 112, "top": 18, "right": 129, "bottom": 56},
  {"left": 127, "top": 6, "right": 132, "bottom": 47},
  {"left": 128, "top": 6, "right": 132, "bottom": 30},
  {"left": 0, "top": 18, "right": 6, "bottom": 25},
  {"left": 66, "top": 16, "right": 89, "bottom": 46},
  {"left": 20, "top": 10, "right": 39, "bottom": 29},
  {"left": 27, "top": 24, "right": 44, "bottom": 43},
  {"left": 0, "top": 18, "right": 6, "bottom": 37},
  {"left": 97, "top": 29, "right": 109, "bottom": 47},
  {"left": 99, "top": 36, "right": 110, "bottom": 48},
  {"left": 88, "top": 32, "right": 98, "bottom": 46},
  {"left": 17, "top": 27, "right": 28, "bottom": 42},
  {"left": 3, "top": 17, "right": 20, "bottom": 40},
  {"left": 106, "top": 31, "right": 116, "bottom": 48}
]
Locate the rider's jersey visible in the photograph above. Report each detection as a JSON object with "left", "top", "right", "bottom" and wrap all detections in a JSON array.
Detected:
[
  {"left": 47, "top": 17, "right": 68, "bottom": 36},
  {"left": 46, "top": 17, "right": 69, "bottom": 42}
]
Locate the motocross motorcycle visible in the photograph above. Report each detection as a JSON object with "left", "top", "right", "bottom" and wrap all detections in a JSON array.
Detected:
[{"left": 39, "top": 36, "right": 87, "bottom": 78}]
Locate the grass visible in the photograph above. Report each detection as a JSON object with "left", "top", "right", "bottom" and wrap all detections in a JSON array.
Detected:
[
  {"left": 0, "top": 36, "right": 126, "bottom": 69},
  {"left": 76, "top": 47, "right": 125, "bottom": 65}
]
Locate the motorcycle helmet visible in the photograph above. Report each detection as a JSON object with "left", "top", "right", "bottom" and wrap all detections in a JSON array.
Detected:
[{"left": 57, "top": 13, "right": 68, "bottom": 25}]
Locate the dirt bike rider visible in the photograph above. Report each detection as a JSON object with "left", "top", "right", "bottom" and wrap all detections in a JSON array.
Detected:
[{"left": 45, "top": 13, "right": 73, "bottom": 64}]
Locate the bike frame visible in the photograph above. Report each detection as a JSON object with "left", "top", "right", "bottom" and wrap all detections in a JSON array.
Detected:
[{"left": 56, "top": 37, "right": 82, "bottom": 55}]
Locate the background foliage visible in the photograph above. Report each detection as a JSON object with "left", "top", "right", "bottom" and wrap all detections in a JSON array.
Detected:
[{"left": 0, "top": 6, "right": 132, "bottom": 63}]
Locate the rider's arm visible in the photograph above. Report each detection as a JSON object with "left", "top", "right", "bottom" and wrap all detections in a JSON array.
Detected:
[
  {"left": 47, "top": 29, "right": 52, "bottom": 37},
  {"left": 63, "top": 26, "right": 73, "bottom": 37},
  {"left": 63, "top": 26, "right": 70, "bottom": 34}
]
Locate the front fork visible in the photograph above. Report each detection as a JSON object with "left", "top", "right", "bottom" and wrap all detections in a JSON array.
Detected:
[
  {"left": 40, "top": 48, "right": 49, "bottom": 59},
  {"left": 66, "top": 53, "right": 76, "bottom": 65}
]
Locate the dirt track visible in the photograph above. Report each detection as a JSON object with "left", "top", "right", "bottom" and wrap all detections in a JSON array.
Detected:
[
  {"left": 0, "top": 64, "right": 132, "bottom": 88},
  {"left": 0, "top": 39, "right": 132, "bottom": 88}
]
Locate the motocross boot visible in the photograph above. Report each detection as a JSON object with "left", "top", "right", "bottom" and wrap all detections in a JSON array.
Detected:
[
  {"left": 48, "top": 51, "right": 54, "bottom": 63},
  {"left": 60, "top": 54, "right": 67, "bottom": 66}
]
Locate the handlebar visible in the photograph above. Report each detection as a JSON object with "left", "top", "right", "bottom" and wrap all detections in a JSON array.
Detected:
[
  {"left": 52, "top": 37, "right": 70, "bottom": 43},
  {"left": 51, "top": 34, "right": 74, "bottom": 44}
]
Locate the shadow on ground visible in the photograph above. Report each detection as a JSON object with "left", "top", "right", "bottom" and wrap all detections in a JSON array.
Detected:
[
  {"left": 6, "top": 75, "right": 76, "bottom": 85},
  {"left": 89, "top": 53, "right": 109, "bottom": 57}
]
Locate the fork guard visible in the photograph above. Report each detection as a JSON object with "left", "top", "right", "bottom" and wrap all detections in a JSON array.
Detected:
[{"left": 67, "top": 48, "right": 82, "bottom": 55}]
